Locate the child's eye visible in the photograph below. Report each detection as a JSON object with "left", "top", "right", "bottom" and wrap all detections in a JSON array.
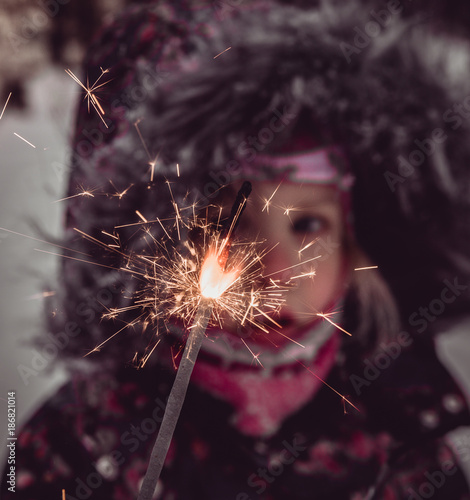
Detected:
[{"left": 292, "top": 216, "right": 327, "bottom": 234}]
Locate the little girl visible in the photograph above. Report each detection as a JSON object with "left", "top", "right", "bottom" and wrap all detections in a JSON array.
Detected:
[{"left": 3, "top": 1, "right": 470, "bottom": 499}]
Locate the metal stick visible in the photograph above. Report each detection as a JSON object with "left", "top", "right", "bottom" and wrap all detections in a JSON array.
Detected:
[{"left": 137, "top": 300, "right": 212, "bottom": 500}]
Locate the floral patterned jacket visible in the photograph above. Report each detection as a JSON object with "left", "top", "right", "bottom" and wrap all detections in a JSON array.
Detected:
[{"left": 2, "top": 334, "right": 470, "bottom": 499}]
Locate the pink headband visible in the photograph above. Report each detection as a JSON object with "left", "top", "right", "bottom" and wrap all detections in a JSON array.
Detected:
[{"left": 238, "top": 147, "right": 354, "bottom": 190}]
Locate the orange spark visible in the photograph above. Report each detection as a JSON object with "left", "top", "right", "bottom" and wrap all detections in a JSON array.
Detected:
[
  {"left": 54, "top": 188, "right": 96, "bottom": 203},
  {"left": 84, "top": 322, "right": 140, "bottom": 357},
  {"left": 0, "top": 92, "right": 12, "bottom": 120},
  {"left": 114, "top": 219, "right": 159, "bottom": 229},
  {"left": 297, "top": 359, "right": 359, "bottom": 412},
  {"left": 136, "top": 210, "right": 148, "bottom": 223},
  {"left": 263, "top": 254, "right": 322, "bottom": 278},
  {"left": 65, "top": 67, "right": 111, "bottom": 128},
  {"left": 241, "top": 338, "right": 263, "bottom": 367},
  {"left": 354, "top": 265, "right": 378, "bottom": 271},
  {"left": 110, "top": 180, "right": 133, "bottom": 199},
  {"left": 0, "top": 227, "right": 91, "bottom": 256},
  {"left": 213, "top": 47, "right": 232, "bottom": 59},
  {"left": 13, "top": 132, "right": 36, "bottom": 148},
  {"left": 34, "top": 248, "right": 119, "bottom": 271},
  {"left": 134, "top": 119, "right": 151, "bottom": 160},
  {"left": 281, "top": 204, "right": 302, "bottom": 225},
  {"left": 298, "top": 238, "right": 317, "bottom": 258},
  {"left": 26, "top": 291, "right": 56, "bottom": 301},
  {"left": 290, "top": 268, "right": 316, "bottom": 280},
  {"left": 166, "top": 180, "right": 181, "bottom": 240},
  {"left": 148, "top": 152, "right": 161, "bottom": 182},
  {"left": 102, "top": 230, "right": 119, "bottom": 241},
  {"left": 133, "top": 120, "right": 161, "bottom": 181},
  {"left": 261, "top": 182, "right": 282, "bottom": 213},
  {"left": 137, "top": 339, "right": 161, "bottom": 368},
  {"left": 316, "top": 312, "right": 352, "bottom": 336}
]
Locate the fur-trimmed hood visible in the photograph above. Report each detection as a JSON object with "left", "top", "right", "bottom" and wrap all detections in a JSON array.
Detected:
[{"left": 50, "top": 0, "right": 470, "bottom": 369}]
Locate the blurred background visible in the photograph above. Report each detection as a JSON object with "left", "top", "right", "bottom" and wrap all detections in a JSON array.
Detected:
[{"left": 1, "top": 0, "right": 470, "bottom": 477}]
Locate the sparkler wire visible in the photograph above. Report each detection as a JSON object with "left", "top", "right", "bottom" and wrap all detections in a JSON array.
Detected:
[{"left": 137, "top": 300, "right": 212, "bottom": 500}]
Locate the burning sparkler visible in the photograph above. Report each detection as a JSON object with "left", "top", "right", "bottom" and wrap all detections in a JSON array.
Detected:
[
  {"left": 137, "top": 181, "right": 252, "bottom": 500},
  {"left": 1, "top": 173, "right": 359, "bottom": 497},
  {"left": 78, "top": 181, "right": 287, "bottom": 362}
]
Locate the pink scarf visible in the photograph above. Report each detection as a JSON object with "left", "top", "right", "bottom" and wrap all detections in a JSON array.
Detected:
[{"left": 192, "top": 328, "right": 340, "bottom": 437}]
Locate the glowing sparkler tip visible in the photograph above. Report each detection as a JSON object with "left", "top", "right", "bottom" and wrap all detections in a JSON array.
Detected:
[{"left": 199, "top": 248, "right": 240, "bottom": 299}]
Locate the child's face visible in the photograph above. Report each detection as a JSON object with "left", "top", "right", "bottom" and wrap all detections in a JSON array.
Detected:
[{"left": 223, "top": 180, "right": 349, "bottom": 345}]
